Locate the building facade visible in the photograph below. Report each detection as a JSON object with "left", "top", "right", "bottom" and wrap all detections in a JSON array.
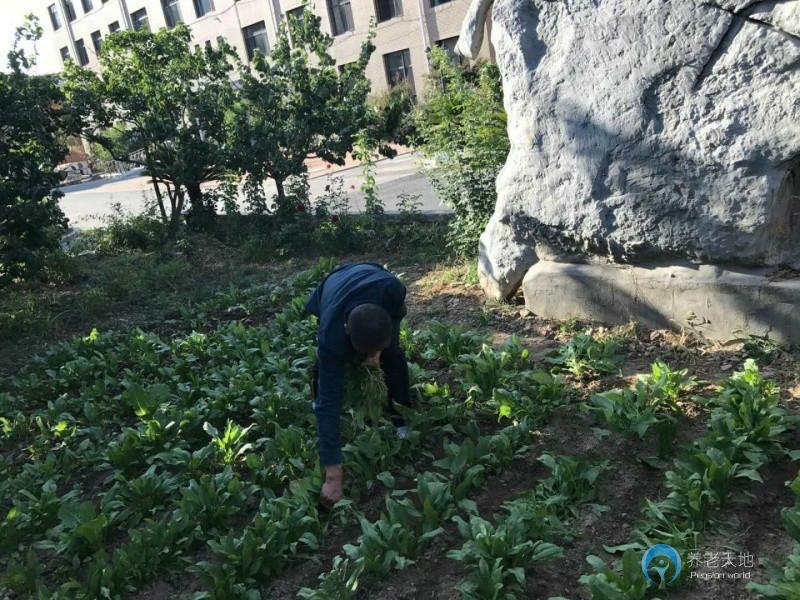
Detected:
[{"left": 37, "top": 0, "right": 492, "bottom": 96}]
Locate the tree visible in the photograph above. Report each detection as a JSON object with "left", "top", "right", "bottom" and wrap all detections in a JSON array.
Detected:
[
  {"left": 0, "top": 15, "right": 76, "bottom": 285},
  {"left": 228, "top": 9, "right": 375, "bottom": 212},
  {"left": 414, "top": 47, "right": 509, "bottom": 256},
  {"left": 64, "top": 25, "right": 234, "bottom": 232}
]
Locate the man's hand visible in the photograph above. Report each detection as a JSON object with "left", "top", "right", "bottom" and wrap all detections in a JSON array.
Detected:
[{"left": 321, "top": 464, "right": 344, "bottom": 506}]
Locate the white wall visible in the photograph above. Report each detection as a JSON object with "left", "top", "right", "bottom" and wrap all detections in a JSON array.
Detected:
[{"left": 35, "top": 0, "right": 492, "bottom": 94}]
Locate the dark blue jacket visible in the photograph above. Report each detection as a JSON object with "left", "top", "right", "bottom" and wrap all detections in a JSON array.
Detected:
[{"left": 305, "top": 263, "right": 407, "bottom": 465}]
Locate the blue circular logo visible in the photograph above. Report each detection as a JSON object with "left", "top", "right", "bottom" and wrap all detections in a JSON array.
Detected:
[{"left": 641, "top": 544, "right": 682, "bottom": 587}]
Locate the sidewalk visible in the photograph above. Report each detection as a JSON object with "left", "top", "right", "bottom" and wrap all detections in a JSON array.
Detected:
[
  {"left": 60, "top": 144, "right": 415, "bottom": 195},
  {"left": 59, "top": 151, "right": 447, "bottom": 230},
  {"left": 306, "top": 144, "right": 412, "bottom": 178}
]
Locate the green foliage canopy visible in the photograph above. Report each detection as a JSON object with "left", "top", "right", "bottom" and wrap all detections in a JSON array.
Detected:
[
  {"left": 63, "top": 24, "right": 235, "bottom": 229},
  {"left": 414, "top": 47, "right": 509, "bottom": 256},
  {"left": 0, "top": 15, "right": 76, "bottom": 285},
  {"left": 228, "top": 10, "right": 375, "bottom": 211}
]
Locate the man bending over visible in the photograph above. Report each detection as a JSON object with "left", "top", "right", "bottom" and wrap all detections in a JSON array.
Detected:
[{"left": 305, "top": 262, "right": 412, "bottom": 505}]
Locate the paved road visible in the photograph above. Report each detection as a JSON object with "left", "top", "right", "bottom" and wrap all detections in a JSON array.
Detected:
[{"left": 59, "top": 152, "right": 446, "bottom": 231}]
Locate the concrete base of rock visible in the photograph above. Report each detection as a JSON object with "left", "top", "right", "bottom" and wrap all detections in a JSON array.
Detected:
[{"left": 522, "top": 261, "right": 800, "bottom": 344}]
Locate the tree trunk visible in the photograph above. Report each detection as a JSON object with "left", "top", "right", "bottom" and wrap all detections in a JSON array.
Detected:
[
  {"left": 275, "top": 178, "right": 286, "bottom": 204},
  {"left": 187, "top": 182, "right": 203, "bottom": 212},
  {"left": 186, "top": 181, "right": 214, "bottom": 231},
  {"left": 275, "top": 176, "right": 293, "bottom": 217},
  {"left": 151, "top": 178, "right": 168, "bottom": 225},
  {"left": 165, "top": 183, "right": 181, "bottom": 238}
]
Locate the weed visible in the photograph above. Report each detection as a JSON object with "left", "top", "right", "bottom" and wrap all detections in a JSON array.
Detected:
[
  {"left": 559, "top": 317, "right": 584, "bottom": 335},
  {"left": 729, "top": 330, "right": 783, "bottom": 364},
  {"left": 748, "top": 473, "right": 800, "bottom": 598},
  {"left": 449, "top": 514, "right": 562, "bottom": 599},
  {"left": 344, "top": 365, "right": 389, "bottom": 428},
  {"left": 579, "top": 550, "right": 650, "bottom": 600},
  {"left": 414, "top": 320, "right": 486, "bottom": 364},
  {"left": 546, "top": 333, "right": 624, "bottom": 379}
]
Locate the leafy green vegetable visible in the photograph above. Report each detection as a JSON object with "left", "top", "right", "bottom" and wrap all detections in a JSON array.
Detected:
[
  {"left": 344, "top": 364, "right": 389, "bottom": 428},
  {"left": 546, "top": 333, "right": 624, "bottom": 379}
]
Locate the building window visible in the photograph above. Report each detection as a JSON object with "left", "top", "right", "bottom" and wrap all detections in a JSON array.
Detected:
[
  {"left": 286, "top": 6, "right": 304, "bottom": 23},
  {"left": 162, "top": 0, "right": 183, "bottom": 27},
  {"left": 430, "top": 0, "right": 451, "bottom": 6},
  {"left": 91, "top": 30, "right": 102, "bottom": 53},
  {"left": 327, "top": 0, "right": 353, "bottom": 36},
  {"left": 384, "top": 48, "right": 412, "bottom": 87},
  {"left": 243, "top": 21, "right": 268, "bottom": 60},
  {"left": 375, "top": 0, "right": 402, "bottom": 23},
  {"left": 109, "top": 21, "right": 120, "bottom": 33},
  {"left": 80, "top": 0, "right": 94, "bottom": 13},
  {"left": 64, "top": 0, "right": 77, "bottom": 21},
  {"left": 337, "top": 61, "right": 355, "bottom": 74},
  {"left": 436, "top": 36, "right": 465, "bottom": 65},
  {"left": 59, "top": 46, "right": 71, "bottom": 64},
  {"left": 285, "top": 6, "right": 304, "bottom": 44},
  {"left": 131, "top": 8, "right": 149, "bottom": 31},
  {"left": 75, "top": 39, "right": 90, "bottom": 65},
  {"left": 47, "top": 5, "right": 62, "bottom": 30},
  {"left": 193, "top": 0, "right": 214, "bottom": 18}
]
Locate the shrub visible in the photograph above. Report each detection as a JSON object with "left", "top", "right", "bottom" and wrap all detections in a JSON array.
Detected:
[
  {"left": 414, "top": 47, "right": 509, "bottom": 256},
  {"left": 0, "top": 291, "right": 49, "bottom": 339},
  {"left": 67, "top": 205, "right": 167, "bottom": 255},
  {"left": 369, "top": 81, "right": 417, "bottom": 146},
  {"left": 1, "top": 17, "right": 75, "bottom": 285}
]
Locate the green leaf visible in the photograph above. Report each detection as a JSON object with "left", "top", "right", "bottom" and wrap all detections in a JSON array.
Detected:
[
  {"left": 376, "top": 471, "right": 395, "bottom": 488},
  {"left": 203, "top": 422, "right": 219, "bottom": 438}
]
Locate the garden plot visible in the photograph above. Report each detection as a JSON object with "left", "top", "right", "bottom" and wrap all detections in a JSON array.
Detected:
[{"left": 1, "top": 259, "right": 799, "bottom": 600}]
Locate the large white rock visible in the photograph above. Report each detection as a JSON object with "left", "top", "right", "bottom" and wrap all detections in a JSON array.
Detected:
[{"left": 460, "top": 0, "right": 800, "bottom": 299}]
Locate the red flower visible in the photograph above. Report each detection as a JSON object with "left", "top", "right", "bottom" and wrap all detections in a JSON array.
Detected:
[
  {"left": 331, "top": 214, "right": 340, "bottom": 224},
  {"left": 295, "top": 203, "right": 306, "bottom": 212}
]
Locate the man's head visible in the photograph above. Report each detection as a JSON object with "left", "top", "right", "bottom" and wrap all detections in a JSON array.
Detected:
[{"left": 346, "top": 303, "right": 392, "bottom": 364}]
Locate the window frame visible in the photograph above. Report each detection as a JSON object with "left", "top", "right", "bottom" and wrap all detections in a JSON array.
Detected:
[
  {"left": 435, "top": 36, "right": 466, "bottom": 66},
  {"left": 383, "top": 48, "right": 413, "bottom": 89},
  {"left": 108, "top": 20, "right": 120, "bottom": 33},
  {"left": 337, "top": 61, "right": 355, "bottom": 74},
  {"left": 130, "top": 8, "right": 150, "bottom": 31},
  {"left": 91, "top": 30, "right": 103, "bottom": 53},
  {"left": 162, "top": 0, "right": 183, "bottom": 27},
  {"left": 242, "top": 20, "right": 269, "bottom": 61},
  {"left": 75, "top": 38, "right": 90, "bottom": 66},
  {"left": 64, "top": 0, "right": 77, "bottom": 22},
  {"left": 59, "top": 46, "right": 71, "bottom": 65},
  {"left": 48, "top": 4, "right": 62, "bottom": 30},
  {"left": 80, "top": 0, "right": 94, "bottom": 14},
  {"left": 326, "top": 0, "right": 353, "bottom": 36},
  {"left": 374, "top": 0, "right": 402, "bottom": 23},
  {"left": 430, "top": 0, "right": 451, "bottom": 6},
  {"left": 193, "top": 0, "right": 215, "bottom": 18},
  {"left": 285, "top": 6, "right": 305, "bottom": 45},
  {"left": 286, "top": 6, "right": 305, "bottom": 24}
]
